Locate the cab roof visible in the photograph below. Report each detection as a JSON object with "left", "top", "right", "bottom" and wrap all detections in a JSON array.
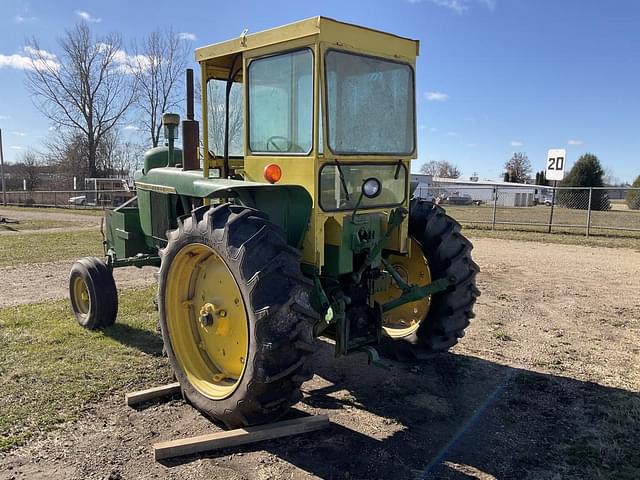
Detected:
[{"left": 195, "top": 16, "right": 420, "bottom": 65}]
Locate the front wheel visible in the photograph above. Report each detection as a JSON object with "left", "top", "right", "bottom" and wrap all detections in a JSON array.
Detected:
[
  {"left": 158, "top": 204, "right": 318, "bottom": 428},
  {"left": 68, "top": 257, "right": 118, "bottom": 329},
  {"left": 377, "top": 200, "right": 480, "bottom": 359}
]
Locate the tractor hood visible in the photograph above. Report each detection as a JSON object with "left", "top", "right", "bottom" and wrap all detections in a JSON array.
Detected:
[{"left": 134, "top": 167, "right": 312, "bottom": 248}]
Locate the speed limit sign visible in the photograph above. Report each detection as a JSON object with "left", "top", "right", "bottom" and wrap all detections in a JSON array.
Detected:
[{"left": 546, "top": 149, "right": 566, "bottom": 181}]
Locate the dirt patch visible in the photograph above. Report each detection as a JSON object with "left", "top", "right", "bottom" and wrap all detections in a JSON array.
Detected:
[
  {"left": 0, "top": 208, "right": 102, "bottom": 228},
  {"left": 0, "top": 262, "right": 157, "bottom": 308},
  {"left": 1, "top": 237, "right": 639, "bottom": 479}
]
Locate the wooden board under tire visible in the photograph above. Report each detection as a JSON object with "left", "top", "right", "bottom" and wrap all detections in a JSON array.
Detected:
[
  {"left": 125, "top": 382, "right": 181, "bottom": 407},
  {"left": 153, "top": 415, "right": 330, "bottom": 461}
]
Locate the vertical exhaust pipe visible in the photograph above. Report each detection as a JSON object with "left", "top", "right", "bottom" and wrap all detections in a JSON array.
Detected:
[{"left": 182, "top": 68, "right": 200, "bottom": 171}]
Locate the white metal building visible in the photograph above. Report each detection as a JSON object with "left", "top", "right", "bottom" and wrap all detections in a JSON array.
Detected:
[{"left": 410, "top": 174, "right": 539, "bottom": 207}]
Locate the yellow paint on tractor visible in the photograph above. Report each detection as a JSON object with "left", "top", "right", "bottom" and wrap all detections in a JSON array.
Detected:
[
  {"left": 164, "top": 243, "right": 249, "bottom": 399},
  {"left": 196, "top": 16, "right": 419, "bottom": 269}
]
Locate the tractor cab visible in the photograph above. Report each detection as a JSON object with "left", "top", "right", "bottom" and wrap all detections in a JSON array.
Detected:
[{"left": 196, "top": 16, "right": 419, "bottom": 269}]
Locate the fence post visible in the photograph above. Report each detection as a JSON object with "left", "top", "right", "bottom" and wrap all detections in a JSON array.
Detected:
[
  {"left": 586, "top": 187, "right": 592, "bottom": 237},
  {"left": 492, "top": 187, "right": 498, "bottom": 230},
  {"left": 548, "top": 181, "right": 557, "bottom": 233}
]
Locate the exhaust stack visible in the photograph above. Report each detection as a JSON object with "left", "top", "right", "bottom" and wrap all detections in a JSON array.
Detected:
[{"left": 182, "top": 68, "right": 200, "bottom": 171}]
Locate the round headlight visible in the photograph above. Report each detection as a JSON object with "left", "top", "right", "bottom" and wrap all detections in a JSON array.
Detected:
[{"left": 362, "top": 177, "right": 382, "bottom": 199}]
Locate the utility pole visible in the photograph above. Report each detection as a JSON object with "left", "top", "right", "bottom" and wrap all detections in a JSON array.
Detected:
[{"left": 0, "top": 128, "right": 6, "bottom": 206}]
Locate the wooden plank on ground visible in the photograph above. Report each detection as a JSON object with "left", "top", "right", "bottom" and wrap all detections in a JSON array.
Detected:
[
  {"left": 125, "top": 382, "right": 181, "bottom": 407},
  {"left": 153, "top": 415, "right": 330, "bottom": 461}
]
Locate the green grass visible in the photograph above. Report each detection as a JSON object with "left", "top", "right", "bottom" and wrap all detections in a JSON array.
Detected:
[
  {"left": 493, "top": 331, "right": 513, "bottom": 341},
  {"left": 431, "top": 204, "right": 640, "bottom": 249},
  {"left": 0, "top": 205, "right": 105, "bottom": 216},
  {"left": 0, "top": 229, "right": 104, "bottom": 267},
  {"left": 445, "top": 204, "right": 640, "bottom": 234},
  {"left": 559, "top": 392, "right": 640, "bottom": 479},
  {"left": 0, "top": 287, "right": 171, "bottom": 452}
]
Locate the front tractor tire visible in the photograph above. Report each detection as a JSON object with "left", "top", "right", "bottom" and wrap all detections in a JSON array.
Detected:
[
  {"left": 379, "top": 200, "right": 480, "bottom": 359},
  {"left": 68, "top": 257, "right": 118, "bottom": 329},
  {"left": 158, "top": 203, "right": 317, "bottom": 428}
]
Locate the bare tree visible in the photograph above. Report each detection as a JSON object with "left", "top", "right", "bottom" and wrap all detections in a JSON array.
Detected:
[
  {"left": 99, "top": 130, "right": 144, "bottom": 180},
  {"left": 24, "top": 22, "right": 137, "bottom": 178},
  {"left": 207, "top": 80, "right": 243, "bottom": 157},
  {"left": 16, "top": 150, "right": 42, "bottom": 191},
  {"left": 419, "top": 160, "right": 461, "bottom": 178},
  {"left": 131, "top": 28, "right": 190, "bottom": 147},
  {"left": 504, "top": 152, "right": 532, "bottom": 183}
]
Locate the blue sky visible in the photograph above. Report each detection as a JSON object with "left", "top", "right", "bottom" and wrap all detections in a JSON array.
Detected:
[{"left": 1, "top": 0, "right": 638, "bottom": 182}]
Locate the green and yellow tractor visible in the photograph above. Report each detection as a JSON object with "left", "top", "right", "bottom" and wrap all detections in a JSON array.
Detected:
[{"left": 69, "top": 17, "right": 479, "bottom": 428}]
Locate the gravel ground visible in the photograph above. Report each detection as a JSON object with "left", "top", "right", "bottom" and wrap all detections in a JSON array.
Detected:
[
  {"left": 0, "top": 262, "right": 157, "bottom": 308},
  {"left": 1, "top": 237, "right": 639, "bottom": 480}
]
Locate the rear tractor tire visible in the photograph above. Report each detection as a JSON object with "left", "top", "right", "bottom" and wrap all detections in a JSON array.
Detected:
[
  {"left": 377, "top": 200, "right": 480, "bottom": 359},
  {"left": 69, "top": 257, "right": 118, "bottom": 329},
  {"left": 158, "top": 203, "right": 318, "bottom": 428}
]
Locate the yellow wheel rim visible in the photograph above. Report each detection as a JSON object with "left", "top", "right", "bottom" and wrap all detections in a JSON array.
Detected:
[
  {"left": 72, "top": 276, "right": 91, "bottom": 316},
  {"left": 164, "top": 243, "right": 249, "bottom": 400},
  {"left": 375, "top": 238, "right": 432, "bottom": 338}
]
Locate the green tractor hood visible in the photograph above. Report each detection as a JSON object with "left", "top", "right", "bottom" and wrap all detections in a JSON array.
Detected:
[{"left": 134, "top": 167, "right": 312, "bottom": 248}]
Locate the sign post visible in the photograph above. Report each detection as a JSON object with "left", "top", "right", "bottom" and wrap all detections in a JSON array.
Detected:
[{"left": 546, "top": 149, "right": 566, "bottom": 233}]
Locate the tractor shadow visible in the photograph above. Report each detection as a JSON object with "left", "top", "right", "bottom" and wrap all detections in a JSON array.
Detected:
[
  {"left": 103, "top": 323, "right": 164, "bottom": 357},
  {"left": 162, "top": 341, "right": 639, "bottom": 479}
]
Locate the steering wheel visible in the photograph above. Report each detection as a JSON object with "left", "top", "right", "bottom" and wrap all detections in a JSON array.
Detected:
[{"left": 266, "top": 136, "right": 303, "bottom": 153}]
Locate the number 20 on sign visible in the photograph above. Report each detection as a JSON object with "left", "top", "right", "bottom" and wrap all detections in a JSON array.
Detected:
[{"left": 546, "top": 149, "right": 566, "bottom": 181}]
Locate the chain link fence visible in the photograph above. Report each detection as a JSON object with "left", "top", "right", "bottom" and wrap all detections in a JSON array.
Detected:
[
  {"left": 415, "top": 185, "right": 640, "bottom": 238},
  {"left": 0, "top": 189, "right": 134, "bottom": 209},
  {"left": 3, "top": 185, "right": 640, "bottom": 239}
]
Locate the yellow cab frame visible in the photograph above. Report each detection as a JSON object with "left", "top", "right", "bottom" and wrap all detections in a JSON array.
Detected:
[{"left": 195, "top": 16, "right": 420, "bottom": 273}]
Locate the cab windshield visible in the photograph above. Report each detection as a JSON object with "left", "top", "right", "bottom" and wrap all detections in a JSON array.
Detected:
[{"left": 325, "top": 50, "right": 415, "bottom": 155}]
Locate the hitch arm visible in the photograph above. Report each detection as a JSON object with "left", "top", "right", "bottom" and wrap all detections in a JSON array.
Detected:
[{"left": 381, "top": 256, "right": 455, "bottom": 312}]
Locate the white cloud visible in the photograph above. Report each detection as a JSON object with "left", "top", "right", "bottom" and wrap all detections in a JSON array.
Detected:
[
  {"left": 76, "top": 10, "right": 102, "bottom": 23},
  {"left": 467, "top": 143, "right": 477, "bottom": 148},
  {"left": 0, "top": 53, "right": 34, "bottom": 70},
  {"left": 14, "top": 15, "right": 36, "bottom": 23},
  {"left": 0, "top": 115, "right": 9, "bottom": 121},
  {"left": 23, "top": 46, "right": 57, "bottom": 61},
  {"left": 568, "top": 139, "right": 583, "bottom": 146},
  {"left": 10, "top": 146, "right": 24, "bottom": 150},
  {"left": 0, "top": 47, "right": 59, "bottom": 71},
  {"left": 425, "top": 91, "right": 449, "bottom": 102},
  {"left": 447, "top": 131, "right": 460, "bottom": 137},
  {"left": 430, "top": 127, "right": 438, "bottom": 132},
  {"left": 97, "top": 43, "right": 151, "bottom": 74},
  {"left": 178, "top": 32, "right": 197, "bottom": 41},
  {"left": 411, "top": 0, "right": 496, "bottom": 14},
  {"left": 123, "top": 125, "right": 139, "bottom": 131},
  {"left": 510, "top": 140, "right": 524, "bottom": 147},
  {"left": 12, "top": 131, "right": 27, "bottom": 137},
  {"left": 431, "top": 0, "right": 469, "bottom": 14}
]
